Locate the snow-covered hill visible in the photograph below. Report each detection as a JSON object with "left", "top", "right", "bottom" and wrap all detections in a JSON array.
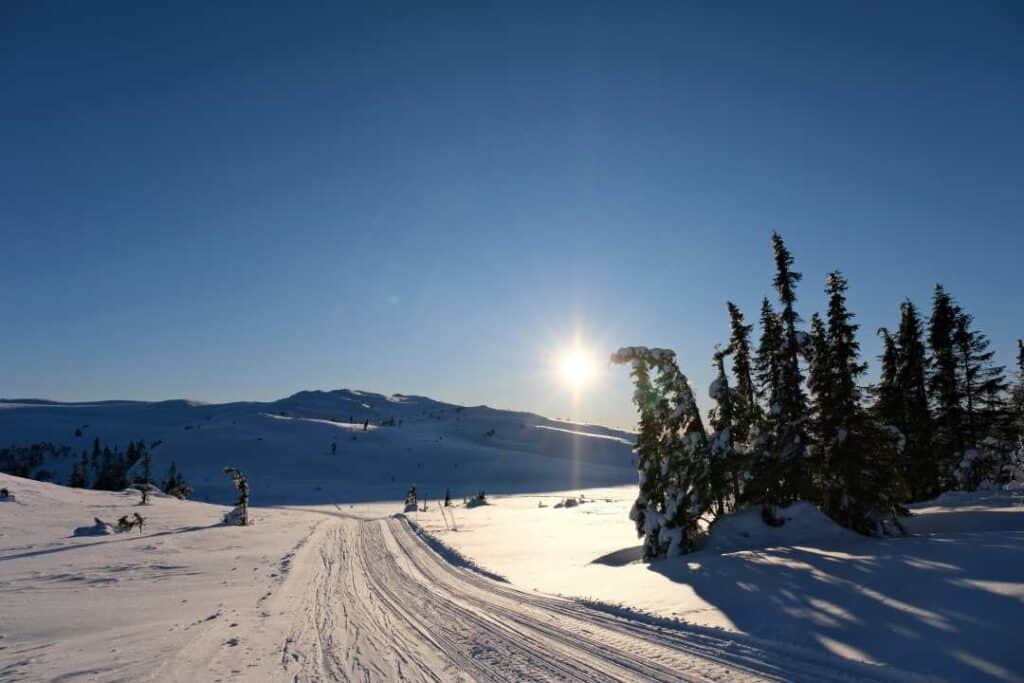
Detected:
[{"left": 0, "top": 390, "right": 636, "bottom": 504}]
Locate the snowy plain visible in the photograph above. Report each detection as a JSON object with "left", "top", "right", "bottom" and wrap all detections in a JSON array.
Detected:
[{"left": 1, "top": 391, "right": 1022, "bottom": 682}]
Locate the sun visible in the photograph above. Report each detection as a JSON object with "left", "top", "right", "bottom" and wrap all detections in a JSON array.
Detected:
[{"left": 558, "top": 348, "right": 596, "bottom": 390}]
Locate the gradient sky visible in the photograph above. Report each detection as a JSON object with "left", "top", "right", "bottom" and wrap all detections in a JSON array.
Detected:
[{"left": 3, "top": 2, "right": 1023, "bottom": 429}]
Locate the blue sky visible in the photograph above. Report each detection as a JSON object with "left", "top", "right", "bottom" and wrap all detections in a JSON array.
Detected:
[{"left": 3, "top": 2, "right": 1022, "bottom": 428}]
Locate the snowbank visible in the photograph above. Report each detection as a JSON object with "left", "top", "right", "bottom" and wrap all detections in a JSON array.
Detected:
[{"left": 702, "top": 502, "right": 859, "bottom": 554}]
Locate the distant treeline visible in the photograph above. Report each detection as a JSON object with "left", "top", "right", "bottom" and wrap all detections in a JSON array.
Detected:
[{"left": 1, "top": 438, "right": 191, "bottom": 499}]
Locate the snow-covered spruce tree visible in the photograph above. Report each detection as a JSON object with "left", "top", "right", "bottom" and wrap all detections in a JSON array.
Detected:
[
  {"left": 750, "top": 234, "right": 812, "bottom": 523},
  {"left": 223, "top": 466, "right": 250, "bottom": 526},
  {"left": 928, "top": 284, "right": 965, "bottom": 489},
  {"left": 725, "top": 302, "right": 762, "bottom": 501},
  {"left": 611, "top": 347, "right": 712, "bottom": 559},
  {"left": 812, "top": 272, "right": 904, "bottom": 534},
  {"left": 708, "top": 347, "right": 736, "bottom": 516}
]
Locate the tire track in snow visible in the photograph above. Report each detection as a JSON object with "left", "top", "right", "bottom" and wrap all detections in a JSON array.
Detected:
[{"left": 281, "top": 515, "right": 899, "bottom": 682}]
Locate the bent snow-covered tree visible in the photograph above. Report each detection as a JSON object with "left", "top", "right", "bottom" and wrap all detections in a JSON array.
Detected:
[
  {"left": 223, "top": 466, "right": 250, "bottom": 526},
  {"left": 611, "top": 346, "right": 712, "bottom": 559}
]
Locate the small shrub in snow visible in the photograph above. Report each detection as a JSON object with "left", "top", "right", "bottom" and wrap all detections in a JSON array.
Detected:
[
  {"left": 404, "top": 485, "right": 418, "bottom": 513},
  {"left": 465, "top": 490, "right": 487, "bottom": 508}
]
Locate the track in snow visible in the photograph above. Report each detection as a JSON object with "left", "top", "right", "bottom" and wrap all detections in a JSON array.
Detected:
[{"left": 279, "top": 515, "right": 890, "bottom": 682}]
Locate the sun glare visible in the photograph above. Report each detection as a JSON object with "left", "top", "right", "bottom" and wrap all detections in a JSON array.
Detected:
[{"left": 558, "top": 348, "right": 596, "bottom": 390}]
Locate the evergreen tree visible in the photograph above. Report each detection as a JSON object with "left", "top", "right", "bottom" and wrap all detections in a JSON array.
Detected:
[
  {"left": 953, "top": 311, "right": 1008, "bottom": 444},
  {"left": 812, "top": 272, "right": 903, "bottom": 533},
  {"left": 223, "top": 466, "right": 250, "bottom": 526},
  {"left": 895, "top": 300, "right": 935, "bottom": 499},
  {"left": 90, "top": 437, "right": 101, "bottom": 481},
  {"left": 754, "top": 297, "right": 782, "bottom": 410},
  {"left": 807, "top": 313, "right": 832, "bottom": 485},
  {"left": 77, "top": 451, "right": 90, "bottom": 488},
  {"left": 1012, "top": 340, "right": 1024, "bottom": 446},
  {"left": 68, "top": 459, "right": 87, "bottom": 488},
  {"left": 928, "top": 284, "right": 964, "bottom": 487},
  {"left": 874, "top": 328, "right": 900, "bottom": 427},
  {"left": 612, "top": 347, "right": 712, "bottom": 558},
  {"left": 751, "top": 234, "right": 811, "bottom": 521},
  {"left": 162, "top": 461, "right": 192, "bottom": 499},
  {"left": 708, "top": 347, "right": 736, "bottom": 516},
  {"left": 725, "top": 302, "right": 762, "bottom": 496},
  {"left": 139, "top": 444, "right": 151, "bottom": 487}
]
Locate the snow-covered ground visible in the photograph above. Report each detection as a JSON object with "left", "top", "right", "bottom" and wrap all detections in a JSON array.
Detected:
[
  {"left": 414, "top": 488, "right": 1024, "bottom": 683},
  {"left": 2, "top": 391, "right": 1023, "bottom": 682}
]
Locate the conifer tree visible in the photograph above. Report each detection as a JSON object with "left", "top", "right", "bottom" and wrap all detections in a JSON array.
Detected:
[
  {"left": 708, "top": 348, "right": 736, "bottom": 516},
  {"left": 875, "top": 328, "right": 900, "bottom": 427},
  {"left": 928, "top": 284, "right": 964, "bottom": 488},
  {"left": 1012, "top": 340, "right": 1024, "bottom": 446},
  {"left": 807, "top": 313, "right": 832, "bottom": 486},
  {"left": 162, "top": 461, "right": 192, "bottom": 499},
  {"left": 953, "top": 311, "right": 1008, "bottom": 444},
  {"left": 754, "top": 298, "right": 782, "bottom": 410},
  {"left": 223, "top": 466, "right": 250, "bottom": 526},
  {"left": 68, "top": 459, "right": 87, "bottom": 488},
  {"left": 752, "top": 234, "right": 811, "bottom": 521},
  {"left": 612, "top": 347, "right": 711, "bottom": 558},
  {"left": 726, "top": 302, "right": 762, "bottom": 494},
  {"left": 813, "top": 272, "right": 903, "bottom": 533},
  {"left": 895, "top": 301, "right": 935, "bottom": 499}
]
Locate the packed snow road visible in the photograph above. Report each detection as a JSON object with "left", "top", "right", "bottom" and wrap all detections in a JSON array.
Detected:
[{"left": 272, "top": 515, "right": 884, "bottom": 682}]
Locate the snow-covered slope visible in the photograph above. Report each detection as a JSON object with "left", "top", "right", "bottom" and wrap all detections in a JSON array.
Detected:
[{"left": 0, "top": 390, "right": 636, "bottom": 504}]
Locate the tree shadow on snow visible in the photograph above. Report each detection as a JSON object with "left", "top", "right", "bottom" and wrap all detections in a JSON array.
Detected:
[{"left": 646, "top": 529, "right": 1024, "bottom": 682}]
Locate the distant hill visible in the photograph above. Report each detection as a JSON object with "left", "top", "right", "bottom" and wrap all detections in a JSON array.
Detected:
[{"left": 0, "top": 389, "right": 637, "bottom": 505}]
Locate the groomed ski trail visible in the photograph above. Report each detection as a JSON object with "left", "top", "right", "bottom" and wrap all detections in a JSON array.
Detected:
[{"left": 275, "top": 514, "right": 901, "bottom": 683}]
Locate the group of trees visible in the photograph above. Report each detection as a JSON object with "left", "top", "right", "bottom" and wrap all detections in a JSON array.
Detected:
[
  {"left": 67, "top": 439, "right": 191, "bottom": 499},
  {"left": 615, "top": 233, "right": 1024, "bottom": 559}
]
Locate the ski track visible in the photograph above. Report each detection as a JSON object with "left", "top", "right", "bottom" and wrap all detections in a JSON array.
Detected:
[{"left": 277, "top": 515, "right": 893, "bottom": 683}]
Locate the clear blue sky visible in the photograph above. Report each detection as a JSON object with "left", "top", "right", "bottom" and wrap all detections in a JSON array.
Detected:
[{"left": 3, "top": 2, "right": 1022, "bottom": 429}]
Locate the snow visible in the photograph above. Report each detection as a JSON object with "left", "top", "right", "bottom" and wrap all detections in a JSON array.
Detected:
[
  {"left": 3, "top": 391, "right": 1023, "bottom": 682},
  {"left": 414, "top": 487, "right": 1024, "bottom": 682},
  {"left": 0, "top": 390, "right": 638, "bottom": 505}
]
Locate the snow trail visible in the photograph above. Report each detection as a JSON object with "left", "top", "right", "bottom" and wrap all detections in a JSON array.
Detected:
[{"left": 277, "top": 515, "right": 896, "bottom": 682}]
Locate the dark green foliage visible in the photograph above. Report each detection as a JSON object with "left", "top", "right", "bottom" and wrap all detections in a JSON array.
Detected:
[
  {"left": 953, "top": 311, "right": 1008, "bottom": 445},
  {"left": 754, "top": 297, "right": 783, "bottom": 409},
  {"left": 725, "top": 302, "right": 762, "bottom": 500},
  {"left": 1012, "top": 340, "right": 1024, "bottom": 446},
  {"left": 928, "top": 285, "right": 964, "bottom": 484},
  {"left": 810, "top": 272, "right": 905, "bottom": 533},
  {"left": 0, "top": 442, "right": 71, "bottom": 480},
  {"left": 162, "top": 461, "right": 192, "bottom": 499},
  {"left": 751, "top": 234, "right": 811, "bottom": 514}
]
